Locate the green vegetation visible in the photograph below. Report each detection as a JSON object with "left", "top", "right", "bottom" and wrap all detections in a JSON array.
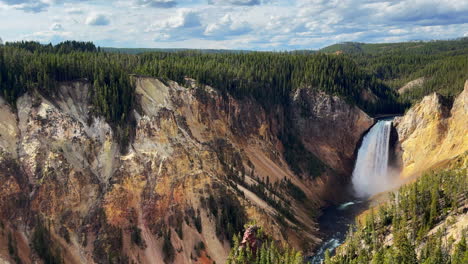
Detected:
[
  {"left": 0, "top": 41, "right": 135, "bottom": 151},
  {"left": 7, "top": 232, "right": 21, "bottom": 264},
  {"left": 130, "top": 225, "right": 144, "bottom": 248},
  {"left": 322, "top": 38, "right": 468, "bottom": 105},
  {"left": 2, "top": 38, "right": 466, "bottom": 122},
  {"left": 281, "top": 132, "right": 326, "bottom": 178},
  {"left": 1, "top": 39, "right": 466, "bottom": 264},
  {"left": 162, "top": 229, "right": 175, "bottom": 264},
  {"left": 1, "top": 38, "right": 466, "bottom": 152},
  {"left": 32, "top": 220, "right": 63, "bottom": 264},
  {"left": 320, "top": 38, "right": 468, "bottom": 55},
  {"left": 203, "top": 191, "right": 246, "bottom": 241},
  {"left": 397, "top": 54, "right": 468, "bottom": 103},
  {"left": 227, "top": 226, "right": 304, "bottom": 264},
  {"left": 282, "top": 179, "right": 307, "bottom": 202},
  {"left": 134, "top": 51, "right": 402, "bottom": 114},
  {"left": 194, "top": 209, "right": 203, "bottom": 234},
  {"left": 194, "top": 241, "right": 206, "bottom": 258},
  {"left": 0, "top": 40, "right": 405, "bottom": 119},
  {"left": 91, "top": 208, "right": 128, "bottom": 264},
  {"left": 325, "top": 154, "right": 467, "bottom": 264},
  {"left": 243, "top": 175, "right": 300, "bottom": 223}
]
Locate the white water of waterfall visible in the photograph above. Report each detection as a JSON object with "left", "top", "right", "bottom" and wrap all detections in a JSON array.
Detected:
[{"left": 352, "top": 120, "right": 393, "bottom": 197}]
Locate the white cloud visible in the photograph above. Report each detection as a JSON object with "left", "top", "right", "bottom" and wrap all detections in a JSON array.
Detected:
[
  {"left": 50, "top": 22, "right": 63, "bottom": 31},
  {"left": 66, "top": 7, "right": 84, "bottom": 14},
  {"left": 0, "top": 0, "right": 49, "bottom": 12},
  {"left": 147, "top": 9, "right": 201, "bottom": 31},
  {"left": 22, "top": 30, "right": 73, "bottom": 43},
  {"left": 144, "top": 9, "right": 203, "bottom": 41},
  {"left": 208, "top": 0, "right": 260, "bottom": 6},
  {"left": 85, "top": 13, "right": 110, "bottom": 26},
  {"left": 204, "top": 14, "right": 251, "bottom": 38},
  {"left": 133, "top": 0, "right": 177, "bottom": 8},
  {"left": 1, "top": 0, "right": 467, "bottom": 49}
]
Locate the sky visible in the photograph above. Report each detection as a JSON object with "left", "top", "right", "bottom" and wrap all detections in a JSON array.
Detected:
[{"left": 0, "top": 0, "right": 467, "bottom": 50}]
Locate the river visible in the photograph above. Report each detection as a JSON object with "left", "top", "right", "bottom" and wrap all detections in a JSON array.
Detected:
[
  {"left": 308, "top": 199, "right": 369, "bottom": 263},
  {"left": 309, "top": 119, "right": 394, "bottom": 263}
]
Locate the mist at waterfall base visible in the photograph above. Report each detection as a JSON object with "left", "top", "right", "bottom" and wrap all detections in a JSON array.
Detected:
[
  {"left": 310, "top": 120, "right": 399, "bottom": 263},
  {"left": 352, "top": 120, "right": 399, "bottom": 198}
]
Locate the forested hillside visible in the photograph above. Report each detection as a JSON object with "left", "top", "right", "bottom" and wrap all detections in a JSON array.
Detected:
[
  {"left": 0, "top": 39, "right": 466, "bottom": 264},
  {"left": 2, "top": 39, "right": 467, "bottom": 119},
  {"left": 320, "top": 38, "right": 468, "bottom": 55},
  {"left": 1, "top": 39, "right": 467, "bottom": 147},
  {"left": 325, "top": 154, "right": 468, "bottom": 264},
  {"left": 0, "top": 40, "right": 403, "bottom": 117},
  {"left": 321, "top": 38, "right": 468, "bottom": 104}
]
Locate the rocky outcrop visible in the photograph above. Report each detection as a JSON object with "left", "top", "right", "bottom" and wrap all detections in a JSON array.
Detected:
[
  {"left": 239, "top": 226, "right": 262, "bottom": 253},
  {"left": 398, "top": 77, "right": 426, "bottom": 94},
  {"left": 0, "top": 77, "right": 372, "bottom": 264},
  {"left": 291, "top": 87, "right": 374, "bottom": 175},
  {"left": 394, "top": 80, "right": 468, "bottom": 178}
]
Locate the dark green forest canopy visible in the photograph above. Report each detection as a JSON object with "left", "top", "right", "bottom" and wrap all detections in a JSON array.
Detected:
[
  {"left": 320, "top": 38, "right": 468, "bottom": 55},
  {"left": 0, "top": 39, "right": 466, "bottom": 127},
  {"left": 320, "top": 38, "right": 468, "bottom": 104},
  {"left": 0, "top": 41, "right": 403, "bottom": 115}
]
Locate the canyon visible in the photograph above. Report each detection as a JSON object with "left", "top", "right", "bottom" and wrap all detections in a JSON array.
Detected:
[
  {"left": 0, "top": 68, "right": 465, "bottom": 263},
  {"left": 0, "top": 26, "right": 466, "bottom": 264},
  {"left": 0, "top": 76, "right": 374, "bottom": 264}
]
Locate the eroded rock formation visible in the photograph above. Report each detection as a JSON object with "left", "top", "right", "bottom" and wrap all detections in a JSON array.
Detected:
[
  {"left": 0, "top": 77, "right": 373, "bottom": 264},
  {"left": 394, "top": 80, "right": 468, "bottom": 178}
]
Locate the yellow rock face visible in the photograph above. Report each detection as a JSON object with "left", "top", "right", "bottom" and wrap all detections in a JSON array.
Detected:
[{"left": 395, "top": 80, "right": 468, "bottom": 178}]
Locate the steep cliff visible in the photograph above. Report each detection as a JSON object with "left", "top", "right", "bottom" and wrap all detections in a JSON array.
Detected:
[
  {"left": 394, "top": 80, "right": 468, "bottom": 178},
  {"left": 0, "top": 77, "right": 372, "bottom": 264},
  {"left": 291, "top": 87, "right": 374, "bottom": 175}
]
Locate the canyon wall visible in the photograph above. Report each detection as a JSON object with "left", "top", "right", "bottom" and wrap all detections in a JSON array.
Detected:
[
  {"left": 394, "top": 80, "right": 468, "bottom": 178},
  {"left": 0, "top": 77, "right": 373, "bottom": 264}
]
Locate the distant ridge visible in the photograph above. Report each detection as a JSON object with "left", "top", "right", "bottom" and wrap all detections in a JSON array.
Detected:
[{"left": 319, "top": 37, "right": 468, "bottom": 55}]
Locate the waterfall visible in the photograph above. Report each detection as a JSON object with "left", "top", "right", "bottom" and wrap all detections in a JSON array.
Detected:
[{"left": 352, "top": 120, "right": 393, "bottom": 197}]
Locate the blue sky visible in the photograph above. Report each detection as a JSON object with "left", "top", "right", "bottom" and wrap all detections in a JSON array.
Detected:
[{"left": 0, "top": 0, "right": 467, "bottom": 50}]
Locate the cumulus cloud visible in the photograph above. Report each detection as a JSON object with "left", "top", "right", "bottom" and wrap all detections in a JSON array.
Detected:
[
  {"left": 133, "top": 0, "right": 177, "bottom": 8},
  {"left": 204, "top": 14, "right": 252, "bottom": 38},
  {"left": 0, "top": 0, "right": 49, "bottom": 12},
  {"left": 0, "top": 0, "right": 92, "bottom": 12},
  {"left": 208, "top": 0, "right": 260, "bottom": 6},
  {"left": 85, "top": 13, "right": 110, "bottom": 26},
  {"left": 146, "top": 9, "right": 203, "bottom": 41},
  {"left": 50, "top": 23, "right": 63, "bottom": 31},
  {"left": 147, "top": 9, "right": 200, "bottom": 30},
  {"left": 66, "top": 7, "right": 84, "bottom": 14},
  {"left": 2, "top": 0, "right": 468, "bottom": 49}
]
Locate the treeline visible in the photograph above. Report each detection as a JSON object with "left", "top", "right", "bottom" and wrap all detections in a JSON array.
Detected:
[
  {"left": 339, "top": 38, "right": 468, "bottom": 105},
  {"left": 325, "top": 155, "right": 468, "bottom": 264},
  {"left": 134, "top": 51, "right": 403, "bottom": 114},
  {"left": 321, "top": 38, "right": 468, "bottom": 55},
  {"left": 398, "top": 54, "right": 468, "bottom": 103},
  {"left": 1, "top": 39, "right": 466, "bottom": 142},
  {"left": 227, "top": 226, "right": 304, "bottom": 264},
  {"left": 0, "top": 40, "right": 409, "bottom": 155},
  {"left": 4, "top": 40, "right": 97, "bottom": 53},
  {"left": 0, "top": 42, "right": 135, "bottom": 149}
]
